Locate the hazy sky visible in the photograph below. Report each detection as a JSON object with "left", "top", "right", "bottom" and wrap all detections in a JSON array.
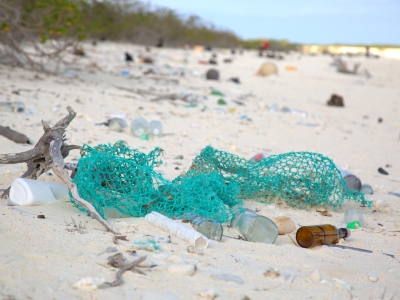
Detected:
[{"left": 149, "top": 0, "right": 400, "bottom": 44}]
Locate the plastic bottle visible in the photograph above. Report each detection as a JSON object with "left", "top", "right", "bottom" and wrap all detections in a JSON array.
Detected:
[
  {"left": 335, "top": 165, "right": 362, "bottom": 191},
  {"left": 230, "top": 209, "right": 278, "bottom": 244},
  {"left": 344, "top": 209, "right": 365, "bottom": 227},
  {"left": 149, "top": 120, "right": 163, "bottom": 136},
  {"left": 296, "top": 224, "right": 351, "bottom": 248},
  {"left": 130, "top": 118, "right": 148, "bottom": 137},
  {"left": 182, "top": 214, "right": 223, "bottom": 242},
  {"left": 9, "top": 178, "right": 69, "bottom": 206}
]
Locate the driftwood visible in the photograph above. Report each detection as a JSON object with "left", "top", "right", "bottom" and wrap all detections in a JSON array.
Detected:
[
  {"left": 109, "top": 254, "right": 147, "bottom": 287},
  {"left": 0, "top": 106, "right": 120, "bottom": 235},
  {"left": 334, "top": 57, "right": 360, "bottom": 74},
  {"left": 0, "top": 125, "right": 30, "bottom": 144}
]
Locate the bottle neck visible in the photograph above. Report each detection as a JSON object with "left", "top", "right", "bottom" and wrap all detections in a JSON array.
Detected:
[{"left": 338, "top": 228, "right": 351, "bottom": 239}]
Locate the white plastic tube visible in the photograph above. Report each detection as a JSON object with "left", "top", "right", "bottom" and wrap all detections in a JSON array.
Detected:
[
  {"left": 145, "top": 212, "right": 209, "bottom": 249},
  {"left": 9, "top": 178, "right": 69, "bottom": 206}
]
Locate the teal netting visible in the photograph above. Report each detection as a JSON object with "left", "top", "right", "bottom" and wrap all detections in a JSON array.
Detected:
[
  {"left": 70, "top": 141, "right": 371, "bottom": 222},
  {"left": 71, "top": 141, "right": 241, "bottom": 222}
]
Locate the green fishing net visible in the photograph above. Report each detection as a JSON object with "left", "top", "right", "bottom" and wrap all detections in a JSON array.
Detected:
[
  {"left": 185, "top": 146, "right": 370, "bottom": 209},
  {"left": 70, "top": 141, "right": 371, "bottom": 222},
  {"left": 71, "top": 141, "right": 240, "bottom": 222}
]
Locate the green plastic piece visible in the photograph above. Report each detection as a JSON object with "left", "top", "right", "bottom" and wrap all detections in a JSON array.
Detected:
[
  {"left": 134, "top": 239, "right": 161, "bottom": 252},
  {"left": 217, "top": 99, "right": 227, "bottom": 105},
  {"left": 211, "top": 90, "right": 224, "bottom": 96},
  {"left": 185, "top": 103, "right": 198, "bottom": 108},
  {"left": 70, "top": 141, "right": 372, "bottom": 222},
  {"left": 347, "top": 221, "right": 361, "bottom": 229},
  {"left": 140, "top": 133, "right": 150, "bottom": 140}
]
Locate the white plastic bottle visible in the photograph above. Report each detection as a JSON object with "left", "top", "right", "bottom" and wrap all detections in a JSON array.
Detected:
[
  {"left": 9, "top": 178, "right": 69, "bottom": 206},
  {"left": 149, "top": 120, "right": 163, "bottom": 136},
  {"left": 130, "top": 118, "right": 148, "bottom": 137}
]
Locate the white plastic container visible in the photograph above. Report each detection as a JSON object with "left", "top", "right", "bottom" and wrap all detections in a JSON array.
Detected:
[
  {"left": 149, "top": 120, "right": 163, "bottom": 136},
  {"left": 130, "top": 117, "right": 149, "bottom": 137},
  {"left": 9, "top": 178, "right": 69, "bottom": 206},
  {"left": 145, "top": 212, "right": 209, "bottom": 249}
]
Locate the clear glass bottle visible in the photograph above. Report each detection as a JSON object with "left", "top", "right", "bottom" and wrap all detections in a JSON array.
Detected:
[
  {"left": 149, "top": 120, "right": 163, "bottom": 136},
  {"left": 296, "top": 224, "right": 351, "bottom": 248},
  {"left": 182, "top": 214, "right": 223, "bottom": 242},
  {"left": 130, "top": 117, "right": 148, "bottom": 137},
  {"left": 230, "top": 209, "right": 278, "bottom": 244}
]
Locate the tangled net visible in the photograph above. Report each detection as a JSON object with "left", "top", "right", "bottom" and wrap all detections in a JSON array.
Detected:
[{"left": 71, "top": 141, "right": 371, "bottom": 222}]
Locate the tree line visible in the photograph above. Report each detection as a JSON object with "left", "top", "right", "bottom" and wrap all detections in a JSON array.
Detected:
[{"left": 0, "top": 0, "right": 299, "bottom": 70}]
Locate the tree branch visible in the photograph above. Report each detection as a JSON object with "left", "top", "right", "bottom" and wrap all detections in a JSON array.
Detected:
[{"left": 49, "top": 135, "right": 120, "bottom": 235}]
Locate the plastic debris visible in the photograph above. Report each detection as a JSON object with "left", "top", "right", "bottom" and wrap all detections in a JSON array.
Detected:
[
  {"left": 210, "top": 90, "right": 224, "bottom": 96},
  {"left": 361, "top": 184, "right": 373, "bottom": 195},
  {"left": 217, "top": 99, "right": 227, "bottom": 105},
  {"left": 134, "top": 238, "right": 162, "bottom": 252},
  {"left": 346, "top": 221, "right": 361, "bottom": 229},
  {"left": 388, "top": 192, "right": 400, "bottom": 198},
  {"left": 344, "top": 209, "right": 365, "bottom": 227},
  {"left": 73, "top": 277, "right": 105, "bottom": 291},
  {"left": 211, "top": 273, "right": 244, "bottom": 285},
  {"left": 249, "top": 153, "right": 265, "bottom": 162},
  {"left": 146, "top": 212, "right": 209, "bottom": 249}
]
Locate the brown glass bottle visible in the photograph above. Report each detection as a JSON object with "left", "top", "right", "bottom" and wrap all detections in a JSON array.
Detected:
[{"left": 296, "top": 224, "right": 351, "bottom": 248}]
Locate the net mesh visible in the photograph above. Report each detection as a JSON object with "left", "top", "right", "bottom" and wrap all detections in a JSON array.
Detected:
[{"left": 70, "top": 141, "right": 371, "bottom": 222}]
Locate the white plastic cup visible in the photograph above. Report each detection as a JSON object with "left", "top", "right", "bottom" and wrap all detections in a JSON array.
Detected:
[{"left": 9, "top": 178, "right": 69, "bottom": 206}]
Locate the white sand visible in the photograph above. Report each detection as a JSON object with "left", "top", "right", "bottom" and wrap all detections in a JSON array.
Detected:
[{"left": 1, "top": 42, "right": 400, "bottom": 299}]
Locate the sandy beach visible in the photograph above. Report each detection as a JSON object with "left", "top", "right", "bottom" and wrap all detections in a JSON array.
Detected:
[{"left": 1, "top": 42, "right": 400, "bottom": 300}]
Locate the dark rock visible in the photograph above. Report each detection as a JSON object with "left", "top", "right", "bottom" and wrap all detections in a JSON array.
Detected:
[
  {"left": 206, "top": 69, "right": 219, "bottom": 80},
  {"left": 378, "top": 167, "right": 389, "bottom": 175},
  {"left": 228, "top": 77, "right": 240, "bottom": 84},
  {"left": 125, "top": 52, "right": 133, "bottom": 62},
  {"left": 327, "top": 94, "right": 344, "bottom": 107}
]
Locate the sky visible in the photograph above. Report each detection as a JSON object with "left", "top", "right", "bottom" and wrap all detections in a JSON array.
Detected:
[{"left": 148, "top": 0, "right": 400, "bottom": 45}]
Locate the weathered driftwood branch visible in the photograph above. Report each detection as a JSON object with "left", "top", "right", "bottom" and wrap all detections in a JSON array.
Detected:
[
  {"left": 49, "top": 134, "right": 120, "bottom": 235},
  {"left": 0, "top": 125, "right": 31, "bottom": 144},
  {"left": 0, "top": 106, "right": 120, "bottom": 235},
  {"left": 111, "top": 256, "right": 147, "bottom": 287},
  {"left": 0, "top": 106, "right": 80, "bottom": 197},
  {"left": 335, "top": 58, "right": 360, "bottom": 75}
]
